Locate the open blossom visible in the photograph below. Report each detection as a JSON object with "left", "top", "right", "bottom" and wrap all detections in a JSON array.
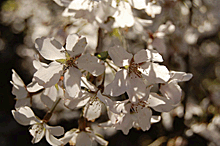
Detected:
[
  {"left": 100, "top": 69, "right": 192, "bottom": 134},
  {"left": 12, "top": 106, "right": 64, "bottom": 145},
  {"left": 33, "top": 34, "right": 105, "bottom": 98},
  {"left": 60, "top": 127, "right": 108, "bottom": 146},
  {"left": 11, "top": 69, "right": 43, "bottom": 108},
  {"left": 99, "top": 70, "right": 192, "bottom": 135},
  {"left": 99, "top": 89, "right": 165, "bottom": 134},
  {"left": 104, "top": 46, "right": 170, "bottom": 103}
]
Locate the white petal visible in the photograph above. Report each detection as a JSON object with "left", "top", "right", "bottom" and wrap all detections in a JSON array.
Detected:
[
  {"left": 98, "top": 91, "right": 128, "bottom": 114},
  {"left": 76, "top": 131, "right": 92, "bottom": 146},
  {"left": 108, "top": 46, "right": 132, "bottom": 67},
  {"left": 89, "top": 133, "right": 109, "bottom": 146},
  {"left": 34, "top": 62, "right": 63, "bottom": 88},
  {"left": 30, "top": 124, "right": 45, "bottom": 144},
  {"left": 66, "top": 35, "right": 87, "bottom": 57},
  {"left": 148, "top": 93, "right": 174, "bottom": 112},
  {"left": 45, "top": 129, "right": 63, "bottom": 146},
  {"left": 11, "top": 82, "right": 28, "bottom": 100},
  {"left": 35, "top": 37, "right": 65, "bottom": 61},
  {"left": 66, "top": 34, "right": 79, "bottom": 51},
  {"left": 136, "top": 106, "right": 152, "bottom": 131},
  {"left": 83, "top": 98, "right": 102, "bottom": 121},
  {"left": 27, "top": 78, "right": 44, "bottom": 93},
  {"left": 145, "top": 2, "right": 162, "bottom": 18},
  {"left": 113, "top": 1, "right": 135, "bottom": 28},
  {"left": 99, "top": 120, "right": 114, "bottom": 127},
  {"left": 126, "top": 73, "right": 147, "bottom": 103},
  {"left": 127, "top": 0, "right": 147, "bottom": 10},
  {"left": 41, "top": 86, "right": 61, "bottom": 109},
  {"left": 53, "top": 0, "right": 70, "bottom": 7},
  {"left": 45, "top": 124, "right": 64, "bottom": 136},
  {"left": 169, "top": 71, "right": 193, "bottom": 82},
  {"left": 61, "top": 129, "right": 78, "bottom": 145},
  {"left": 116, "top": 114, "right": 133, "bottom": 135},
  {"left": 12, "top": 106, "right": 38, "bottom": 126},
  {"left": 65, "top": 92, "right": 91, "bottom": 109},
  {"left": 104, "top": 69, "right": 128, "bottom": 96},
  {"left": 60, "top": 129, "right": 78, "bottom": 145},
  {"left": 12, "top": 69, "right": 25, "bottom": 87},
  {"left": 81, "top": 76, "right": 98, "bottom": 92},
  {"left": 15, "top": 98, "right": 31, "bottom": 109},
  {"left": 68, "top": 0, "right": 94, "bottom": 11},
  {"left": 107, "top": 109, "right": 123, "bottom": 124},
  {"left": 11, "top": 70, "right": 28, "bottom": 99},
  {"left": 64, "top": 67, "right": 82, "bottom": 98},
  {"left": 151, "top": 116, "right": 161, "bottom": 123},
  {"left": 94, "top": 1, "right": 116, "bottom": 23},
  {"left": 134, "top": 49, "right": 163, "bottom": 64},
  {"left": 77, "top": 54, "right": 105, "bottom": 76},
  {"left": 139, "top": 62, "right": 170, "bottom": 84},
  {"left": 160, "top": 81, "right": 182, "bottom": 106},
  {"left": 33, "top": 59, "right": 48, "bottom": 70}
]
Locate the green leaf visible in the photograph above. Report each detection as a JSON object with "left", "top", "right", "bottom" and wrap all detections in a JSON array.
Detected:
[{"left": 56, "top": 59, "right": 66, "bottom": 64}]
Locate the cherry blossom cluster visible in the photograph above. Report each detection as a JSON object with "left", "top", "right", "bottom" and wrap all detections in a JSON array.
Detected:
[
  {"left": 11, "top": 33, "right": 192, "bottom": 145},
  {"left": 10, "top": 0, "right": 193, "bottom": 146}
]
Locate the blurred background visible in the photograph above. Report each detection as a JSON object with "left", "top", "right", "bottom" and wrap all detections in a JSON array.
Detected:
[{"left": 0, "top": 0, "right": 220, "bottom": 145}]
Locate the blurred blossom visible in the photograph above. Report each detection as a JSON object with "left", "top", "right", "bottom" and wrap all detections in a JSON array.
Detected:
[
  {"left": 198, "top": 20, "right": 213, "bottom": 33},
  {"left": 191, "top": 115, "right": 220, "bottom": 145},
  {"left": 185, "top": 102, "right": 203, "bottom": 120},
  {"left": 184, "top": 28, "right": 198, "bottom": 45},
  {"left": 210, "top": 91, "right": 220, "bottom": 107},
  {"left": 0, "top": 38, "right": 6, "bottom": 51},
  {"left": 16, "top": 45, "right": 36, "bottom": 58},
  {"left": 12, "top": 20, "right": 25, "bottom": 34},
  {"left": 199, "top": 5, "right": 207, "bottom": 14},
  {"left": 180, "top": 4, "right": 190, "bottom": 16},
  {"left": 193, "top": 0, "right": 202, "bottom": 7},
  {"left": 161, "top": 112, "right": 173, "bottom": 131},
  {"left": 185, "top": 129, "right": 193, "bottom": 137},
  {"left": 200, "top": 41, "right": 220, "bottom": 57}
]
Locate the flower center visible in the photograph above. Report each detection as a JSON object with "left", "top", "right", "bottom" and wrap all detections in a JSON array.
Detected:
[
  {"left": 66, "top": 57, "right": 77, "bottom": 68},
  {"left": 128, "top": 59, "right": 142, "bottom": 78}
]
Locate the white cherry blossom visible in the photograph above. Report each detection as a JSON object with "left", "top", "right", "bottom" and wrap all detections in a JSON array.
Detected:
[
  {"left": 99, "top": 89, "right": 166, "bottom": 134},
  {"left": 33, "top": 34, "right": 105, "bottom": 98},
  {"left": 104, "top": 46, "right": 170, "bottom": 103},
  {"left": 11, "top": 106, "right": 64, "bottom": 145}
]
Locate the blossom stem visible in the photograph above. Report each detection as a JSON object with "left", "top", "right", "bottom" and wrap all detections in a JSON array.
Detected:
[
  {"left": 105, "top": 60, "right": 117, "bottom": 72},
  {"left": 43, "top": 97, "right": 62, "bottom": 122}
]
